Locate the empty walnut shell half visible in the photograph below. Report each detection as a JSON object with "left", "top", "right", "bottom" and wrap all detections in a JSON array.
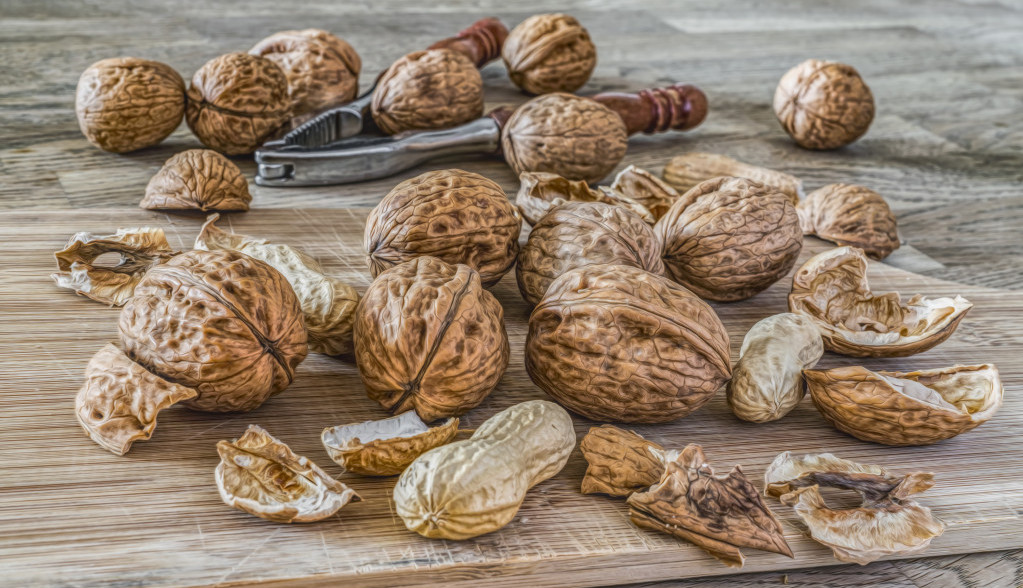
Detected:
[
  {"left": 580, "top": 425, "right": 674, "bottom": 497},
  {"left": 140, "top": 149, "right": 251, "bottom": 212},
  {"left": 804, "top": 364, "right": 1003, "bottom": 446},
  {"left": 610, "top": 165, "right": 680, "bottom": 221},
  {"left": 798, "top": 183, "right": 899, "bottom": 260},
  {"left": 774, "top": 59, "right": 875, "bottom": 150},
  {"left": 321, "top": 412, "right": 459, "bottom": 476},
  {"left": 216, "top": 425, "right": 360, "bottom": 523},
  {"left": 788, "top": 246, "right": 972, "bottom": 357},
  {"left": 502, "top": 13, "right": 596, "bottom": 95},
  {"left": 662, "top": 153, "right": 803, "bottom": 204},
  {"left": 515, "top": 171, "right": 653, "bottom": 226}
]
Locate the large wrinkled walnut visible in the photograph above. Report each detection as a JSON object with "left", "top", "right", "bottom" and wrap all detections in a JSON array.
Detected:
[
  {"left": 502, "top": 14, "right": 596, "bottom": 95},
  {"left": 580, "top": 425, "right": 674, "bottom": 497},
  {"left": 353, "top": 257, "right": 509, "bottom": 422},
  {"left": 140, "top": 149, "right": 251, "bottom": 212},
  {"left": 364, "top": 169, "right": 521, "bottom": 287},
  {"left": 628, "top": 444, "right": 793, "bottom": 568},
  {"left": 609, "top": 165, "right": 680, "bottom": 220},
  {"left": 516, "top": 201, "right": 665, "bottom": 305},
  {"left": 216, "top": 425, "right": 360, "bottom": 523},
  {"left": 119, "top": 249, "right": 308, "bottom": 412},
  {"left": 798, "top": 183, "right": 899, "bottom": 260},
  {"left": 502, "top": 93, "right": 628, "bottom": 183},
  {"left": 662, "top": 153, "right": 803, "bottom": 204},
  {"left": 774, "top": 59, "right": 875, "bottom": 150},
  {"left": 655, "top": 176, "right": 803, "bottom": 302},
  {"left": 788, "top": 247, "right": 972, "bottom": 357},
  {"left": 515, "top": 171, "right": 653, "bottom": 226},
  {"left": 371, "top": 49, "right": 484, "bottom": 135},
  {"left": 322, "top": 412, "right": 459, "bottom": 476},
  {"left": 185, "top": 52, "right": 290, "bottom": 155},
  {"left": 75, "top": 57, "right": 185, "bottom": 153},
  {"left": 805, "top": 364, "right": 1003, "bottom": 446},
  {"left": 526, "top": 264, "right": 731, "bottom": 423},
  {"left": 250, "top": 29, "right": 361, "bottom": 118}
]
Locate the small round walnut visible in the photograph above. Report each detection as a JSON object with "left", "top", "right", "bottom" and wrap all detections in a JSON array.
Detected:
[
  {"left": 364, "top": 169, "right": 521, "bottom": 287},
  {"left": 371, "top": 49, "right": 484, "bottom": 135},
  {"left": 502, "top": 93, "right": 628, "bottom": 183},
  {"left": 185, "top": 52, "right": 290, "bottom": 155},
  {"left": 502, "top": 14, "right": 596, "bottom": 95},
  {"left": 75, "top": 57, "right": 185, "bottom": 153},
  {"left": 774, "top": 59, "right": 875, "bottom": 150},
  {"left": 140, "top": 149, "right": 251, "bottom": 211},
  {"left": 119, "top": 249, "right": 308, "bottom": 412}
]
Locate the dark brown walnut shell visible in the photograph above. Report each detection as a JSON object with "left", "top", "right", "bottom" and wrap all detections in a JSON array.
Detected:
[
  {"left": 250, "top": 29, "right": 361, "bottom": 118},
  {"left": 364, "top": 169, "right": 521, "bottom": 287},
  {"left": 119, "top": 249, "right": 308, "bottom": 412},
  {"left": 525, "top": 264, "right": 730, "bottom": 423},
  {"left": 655, "top": 176, "right": 803, "bottom": 302},
  {"left": 515, "top": 171, "right": 653, "bottom": 226},
  {"left": 502, "top": 93, "right": 628, "bottom": 183},
  {"left": 140, "top": 149, "right": 251, "bottom": 212},
  {"left": 774, "top": 59, "right": 875, "bottom": 150},
  {"left": 580, "top": 425, "right": 671, "bottom": 497},
  {"left": 75, "top": 57, "right": 185, "bottom": 153},
  {"left": 185, "top": 52, "right": 290, "bottom": 155},
  {"left": 353, "top": 256, "right": 509, "bottom": 422},
  {"left": 371, "top": 49, "right": 484, "bottom": 135},
  {"left": 798, "top": 183, "right": 899, "bottom": 260},
  {"left": 610, "top": 165, "right": 680, "bottom": 221},
  {"left": 502, "top": 13, "right": 596, "bottom": 95},
  {"left": 516, "top": 201, "right": 665, "bottom": 306}
]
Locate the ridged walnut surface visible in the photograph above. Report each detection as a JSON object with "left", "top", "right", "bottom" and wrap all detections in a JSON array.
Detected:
[
  {"left": 140, "top": 149, "right": 251, "bottom": 212},
  {"left": 662, "top": 153, "right": 803, "bottom": 204},
  {"left": 502, "top": 13, "right": 596, "bottom": 95},
  {"left": 797, "top": 183, "right": 899, "bottom": 260},
  {"left": 579, "top": 425, "right": 668, "bottom": 497},
  {"left": 773, "top": 59, "right": 875, "bottom": 150},
  {"left": 515, "top": 171, "right": 653, "bottom": 226}
]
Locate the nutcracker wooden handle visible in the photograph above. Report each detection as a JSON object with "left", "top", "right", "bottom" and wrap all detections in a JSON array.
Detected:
[
  {"left": 593, "top": 83, "right": 708, "bottom": 136},
  {"left": 428, "top": 18, "right": 509, "bottom": 68}
]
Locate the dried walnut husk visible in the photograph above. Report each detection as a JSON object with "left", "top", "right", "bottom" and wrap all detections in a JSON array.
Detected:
[
  {"left": 579, "top": 425, "right": 674, "bottom": 497},
  {"left": 502, "top": 13, "right": 596, "bottom": 95},
  {"left": 798, "top": 183, "right": 899, "bottom": 260},
  {"left": 322, "top": 412, "right": 459, "bottom": 476},
  {"left": 662, "top": 153, "right": 803, "bottom": 204},
  {"left": 788, "top": 246, "right": 972, "bottom": 357},
  {"left": 515, "top": 171, "right": 653, "bottom": 226},
  {"left": 774, "top": 59, "right": 875, "bottom": 150},
  {"left": 141, "top": 149, "right": 251, "bottom": 212},
  {"left": 610, "top": 165, "right": 680, "bottom": 220},
  {"left": 216, "top": 425, "right": 360, "bottom": 523}
]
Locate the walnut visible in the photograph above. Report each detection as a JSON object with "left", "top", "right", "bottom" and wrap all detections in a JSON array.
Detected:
[
  {"left": 515, "top": 171, "right": 653, "bottom": 226},
  {"left": 609, "top": 165, "right": 680, "bottom": 220},
  {"left": 364, "top": 169, "right": 521, "bottom": 287},
  {"left": 662, "top": 153, "right": 803, "bottom": 204},
  {"left": 140, "top": 149, "right": 251, "bottom": 212},
  {"left": 502, "top": 93, "right": 628, "bottom": 183},
  {"left": 185, "top": 52, "right": 290, "bottom": 155},
  {"left": 250, "top": 29, "right": 361, "bottom": 118},
  {"left": 774, "top": 59, "right": 875, "bottom": 150},
  {"left": 516, "top": 201, "right": 665, "bottom": 305},
  {"left": 371, "top": 49, "right": 484, "bottom": 135},
  {"left": 353, "top": 256, "right": 509, "bottom": 422},
  {"left": 118, "top": 249, "right": 308, "bottom": 412},
  {"left": 75, "top": 57, "right": 185, "bottom": 153},
  {"left": 579, "top": 425, "right": 673, "bottom": 497},
  {"left": 322, "top": 412, "right": 459, "bottom": 476},
  {"left": 655, "top": 176, "right": 803, "bottom": 301},
  {"left": 502, "top": 14, "right": 596, "bottom": 95},
  {"left": 798, "top": 183, "right": 899, "bottom": 260},
  {"left": 525, "top": 264, "right": 730, "bottom": 423}
]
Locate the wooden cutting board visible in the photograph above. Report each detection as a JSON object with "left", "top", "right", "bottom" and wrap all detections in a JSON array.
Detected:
[{"left": 0, "top": 208, "right": 1020, "bottom": 587}]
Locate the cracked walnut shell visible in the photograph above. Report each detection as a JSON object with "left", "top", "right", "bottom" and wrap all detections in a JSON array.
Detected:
[
  {"left": 579, "top": 425, "right": 674, "bottom": 497},
  {"left": 662, "top": 153, "right": 803, "bottom": 204},
  {"left": 774, "top": 59, "right": 875, "bottom": 150},
  {"left": 515, "top": 171, "right": 653, "bottom": 226},
  {"left": 141, "top": 149, "right": 251, "bottom": 212},
  {"left": 322, "top": 412, "right": 459, "bottom": 476},
  {"left": 609, "top": 165, "right": 680, "bottom": 221},
  {"left": 798, "top": 183, "right": 899, "bottom": 260},
  {"left": 502, "top": 14, "right": 596, "bottom": 95}
]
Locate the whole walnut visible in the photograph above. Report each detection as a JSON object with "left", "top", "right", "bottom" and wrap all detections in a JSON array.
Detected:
[
  {"left": 502, "top": 14, "right": 596, "bottom": 95},
  {"left": 119, "top": 249, "right": 308, "bottom": 412},
  {"left": 185, "top": 52, "right": 291, "bottom": 155},
  {"left": 140, "top": 149, "right": 251, "bottom": 212},
  {"left": 516, "top": 201, "right": 665, "bottom": 306},
  {"left": 502, "top": 93, "right": 628, "bottom": 183},
  {"left": 774, "top": 59, "right": 875, "bottom": 150},
  {"left": 364, "top": 169, "right": 521, "bottom": 287},
  {"left": 371, "top": 49, "right": 484, "bottom": 135},
  {"left": 655, "top": 176, "right": 803, "bottom": 302},
  {"left": 353, "top": 256, "right": 509, "bottom": 422},
  {"left": 797, "top": 183, "right": 899, "bottom": 260},
  {"left": 525, "top": 264, "right": 731, "bottom": 423},
  {"left": 250, "top": 29, "right": 361, "bottom": 118},
  {"left": 75, "top": 57, "right": 185, "bottom": 153}
]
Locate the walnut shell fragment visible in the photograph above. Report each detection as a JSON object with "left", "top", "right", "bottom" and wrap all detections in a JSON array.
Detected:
[
  {"left": 515, "top": 171, "right": 653, "bottom": 226},
  {"left": 805, "top": 364, "right": 1003, "bottom": 446},
  {"left": 140, "top": 149, "right": 251, "bottom": 212},
  {"left": 502, "top": 13, "right": 596, "bottom": 95},
  {"left": 579, "top": 425, "right": 674, "bottom": 497},
  {"left": 662, "top": 153, "right": 803, "bottom": 204},
  {"left": 774, "top": 59, "right": 875, "bottom": 150},
  {"left": 788, "top": 247, "right": 972, "bottom": 357},
  {"left": 797, "top": 184, "right": 899, "bottom": 260},
  {"left": 76, "top": 344, "right": 198, "bottom": 455},
  {"left": 609, "top": 165, "right": 680, "bottom": 220},
  {"left": 52, "top": 227, "right": 179, "bottom": 306},
  {"left": 322, "top": 412, "right": 459, "bottom": 476},
  {"left": 628, "top": 445, "right": 793, "bottom": 568},
  {"left": 216, "top": 425, "right": 360, "bottom": 523}
]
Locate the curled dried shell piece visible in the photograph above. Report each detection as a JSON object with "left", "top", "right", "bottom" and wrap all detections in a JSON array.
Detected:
[
  {"left": 804, "top": 364, "right": 1003, "bottom": 446},
  {"left": 579, "top": 425, "right": 673, "bottom": 497},
  {"left": 798, "top": 184, "right": 899, "bottom": 260},
  {"left": 216, "top": 425, "right": 360, "bottom": 523},
  {"left": 321, "top": 412, "right": 459, "bottom": 476},
  {"left": 609, "top": 165, "right": 680, "bottom": 220},
  {"left": 515, "top": 171, "right": 653, "bottom": 226},
  {"left": 788, "top": 247, "right": 972, "bottom": 357},
  {"left": 141, "top": 149, "right": 251, "bottom": 212},
  {"left": 662, "top": 153, "right": 803, "bottom": 204},
  {"left": 763, "top": 451, "right": 888, "bottom": 487}
]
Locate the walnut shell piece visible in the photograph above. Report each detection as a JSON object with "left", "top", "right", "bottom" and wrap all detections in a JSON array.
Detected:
[
  {"left": 774, "top": 59, "right": 875, "bottom": 150},
  {"left": 515, "top": 171, "right": 653, "bottom": 226},
  {"left": 788, "top": 246, "right": 972, "bottom": 357},
  {"left": 364, "top": 169, "right": 521, "bottom": 287},
  {"left": 321, "top": 412, "right": 459, "bottom": 476},
  {"left": 798, "top": 184, "right": 899, "bottom": 260},
  {"left": 353, "top": 257, "right": 510, "bottom": 422},
  {"left": 662, "top": 153, "right": 803, "bottom": 204},
  {"left": 75, "top": 57, "right": 185, "bottom": 153},
  {"left": 580, "top": 425, "right": 672, "bottom": 497},
  {"left": 119, "top": 249, "right": 308, "bottom": 412},
  {"left": 525, "top": 264, "right": 731, "bottom": 423},
  {"left": 502, "top": 13, "right": 596, "bottom": 95},
  {"left": 140, "top": 149, "right": 251, "bottom": 212},
  {"left": 610, "top": 165, "right": 680, "bottom": 220},
  {"left": 655, "top": 176, "right": 803, "bottom": 302},
  {"left": 215, "top": 425, "right": 360, "bottom": 523}
]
